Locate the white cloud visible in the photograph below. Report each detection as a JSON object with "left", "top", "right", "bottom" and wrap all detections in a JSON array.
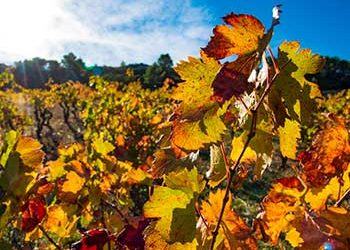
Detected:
[{"left": 0, "top": 0, "right": 212, "bottom": 66}]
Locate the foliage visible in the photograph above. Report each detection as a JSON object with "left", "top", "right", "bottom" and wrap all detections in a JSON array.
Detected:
[{"left": 0, "top": 6, "right": 350, "bottom": 250}]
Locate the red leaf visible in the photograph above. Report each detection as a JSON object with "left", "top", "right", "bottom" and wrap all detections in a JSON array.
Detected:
[
  {"left": 116, "top": 218, "right": 152, "bottom": 250},
  {"left": 276, "top": 177, "right": 303, "bottom": 191},
  {"left": 211, "top": 56, "right": 255, "bottom": 103},
  {"left": 21, "top": 196, "right": 46, "bottom": 232},
  {"left": 71, "top": 229, "right": 112, "bottom": 250}
]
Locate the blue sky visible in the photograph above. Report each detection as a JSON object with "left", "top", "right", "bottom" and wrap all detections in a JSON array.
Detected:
[
  {"left": 0, "top": 0, "right": 348, "bottom": 66},
  {"left": 200, "top": 0, "right": 350, "bottom": 60}
]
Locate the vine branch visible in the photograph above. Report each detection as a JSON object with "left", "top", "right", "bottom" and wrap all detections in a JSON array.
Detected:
[
  {"left": 209, "top": 50, "right": 282, "bottom": 250},
  {"left": 38, "top": 225, "right": 63, "bottom": 250}
]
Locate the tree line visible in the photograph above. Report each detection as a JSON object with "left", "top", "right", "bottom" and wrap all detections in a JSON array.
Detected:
[
  {"left": 0, "top": 53, "right": 180, "bottom": 89},
  {"left": 0, "top": 52, "right": 348, "bottom": 91}
]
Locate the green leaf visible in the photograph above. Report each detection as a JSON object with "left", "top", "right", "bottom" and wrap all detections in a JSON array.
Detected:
[
  {"left": 268, "top": 41, "right": 325, "bottom": 126},
  {"left": 0, "top": 130, "right": 18, "bottom": 168}
]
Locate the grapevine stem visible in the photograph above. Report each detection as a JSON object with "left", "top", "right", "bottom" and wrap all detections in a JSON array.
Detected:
[
  {"left": 220, "top": 142, "right": 230, "bottom": 176},
  {"left": 267, "top": 46, "right": 280, "bottom": 74},
  {"left": 38, "top": 225, "right": 63, "bottom": 250},
  {"left": 209, "top": 48, "right": 284, "bottom": 250},
  {"left": 102, "top": 199, "right": 129, "bottom": 225},
  {"left": 195, "top": 203, "right": 209, "bottom": 229},
  {"left": 210, "top": 113, "right": 256, "bottom": 250}
]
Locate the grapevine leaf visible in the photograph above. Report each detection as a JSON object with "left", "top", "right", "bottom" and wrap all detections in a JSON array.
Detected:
[
  {"left": 278, "top": 119, "right": 300, "bottom": 159},
  {"left": 305, "top": 164, "right": 350, "bottom": 210},
  {"left": 207, "top": 145, "right": 226, "bottom": 187},
  {"left": 164, "top": 168, "right": 204, "bottom": 197},
  {"left": 21, "top": 196, "right": 46, "bottom": 232},
  {"left": 285, "top": 228, "right": 303, "bottom": 248},
  {"left": 203, "top": 13, "right": 265, "bottom": 59},
  {"left": 257, "top": 177, "right": 304, "bottom": 245},
  {"left": 171, "top": 107, "right": 226, "bottom": 151},
  {"left": 143, "top": 186, "right": 196, "bottom": 243},
  {"left": 171, "top": 53, "right": 227, "bottom": 151},
  {"left": 230, "top": 132, "right": 257, "bottom": 164},
  {"left": 173, "top": 54, "right": 221, "bottom": 116},
  {"left": 116, "top": 219, "right": 151, "bottom": 250},
  {"left": 62, "top": 171, "right": 85, "bottom": 193},
  {"left": 71, "top": 229, "right": 113, "bottom": 250},
  {"left": 47, "top": 160, "right": 66, "bottom": 181},
  {"left": 0, "top": 151, "right": 36, "bottom": 197},
  {"left": 251, "top": 130, "right": 274, "bottom": 179},
  {"left": 45, "top": 205, "right": 69, "bottom": 237},
  {"left": 145, "top": 228, "right": 198, "bottom": 250},
  {"left": 230, "top": 105, "right": 274, "bottom": 179},
  {"left": 211, "top": 55, "right": 255, "bottom": 103},
  {"left": 122, "top": 167, "right": 152, "bottom": 185},
  {"left": 268, "top": 41, "right": 325, "bottom": 126},
  {"left": 286, "top": 207, "right": 350, "bottom": 249},
  {"left": 201, "top": 189, "right": 257, "bottom": 249},
  {"left": 0, "top": 130, "right": 18, "bottom": 167},
  {"left": 152, "top": 148, "right": 193, "bottom": 178},
  {"left": 16, "top": 136, "right": 45, "bottom": 169},
  {"left": 299, "top": 116, "right": 350, "bottom": 187},
  {"left": 92, "top": 136, "right": 115, "bottom": 156}
]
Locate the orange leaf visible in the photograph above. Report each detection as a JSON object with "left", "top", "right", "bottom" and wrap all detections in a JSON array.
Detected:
[
  {"left": 286, "top": 207, "right": 350, "bottom": 249},
  {"left": 61, "top": 171, "right": 85, "bottom": 194},
  {"left": 203, "top": 13, "right": 265, "bottom": 59},
  {"left": 299, "top": 116, "right": 350, "bottom": 187},
  {"left": 201, "top": 190, "right": 257, "bottom": 249},
  {"left": 257, "top": 177, "right": 304, "bottom": 245}
]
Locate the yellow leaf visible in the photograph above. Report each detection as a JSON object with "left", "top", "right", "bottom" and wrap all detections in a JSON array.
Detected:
[
  {"left": 230, "top": 132, "right": 256, "bottom": 163},
  {"left": 278, "top": 119, "right": 300, "bottom": 159},
  {"left": 99, "top": 173, "right": 117, "bottom": 194},
  {"left": 115, "top": 134, "right": 125, "bottom": 147},
  {"left": 47, "top": 160, "right": 66, "bottom": 181},
  {"left": 45, "top": 205, "right": 68, "bottom": 237},
  {"left": 145, "top": 229, "right": 198, "bottom": 250},
  {"left": 16, "top": 136, "right": 45, "bottom": 169},
  {"left": 122, "top": 168, "right": 152, "bottom": 185},
  {"left": 285, "top": 228, "right": 303, "bottom": 248},
  {"left": 258, "top": 178, "right": 304, "bottom": 245},
  {"left": 144, "top": 186, "right": 195, "bottom": 243},
  {"left": 171, "top": 108, "right": 226, "bottom": 151}
]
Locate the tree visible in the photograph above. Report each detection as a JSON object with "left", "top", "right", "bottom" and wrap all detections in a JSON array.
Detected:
[
  {"left": 143, "top": 54, "right": 180, "bottom": 89},
  {"left": 61, "top": 52, "right": 89, "bottom": 83}
]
